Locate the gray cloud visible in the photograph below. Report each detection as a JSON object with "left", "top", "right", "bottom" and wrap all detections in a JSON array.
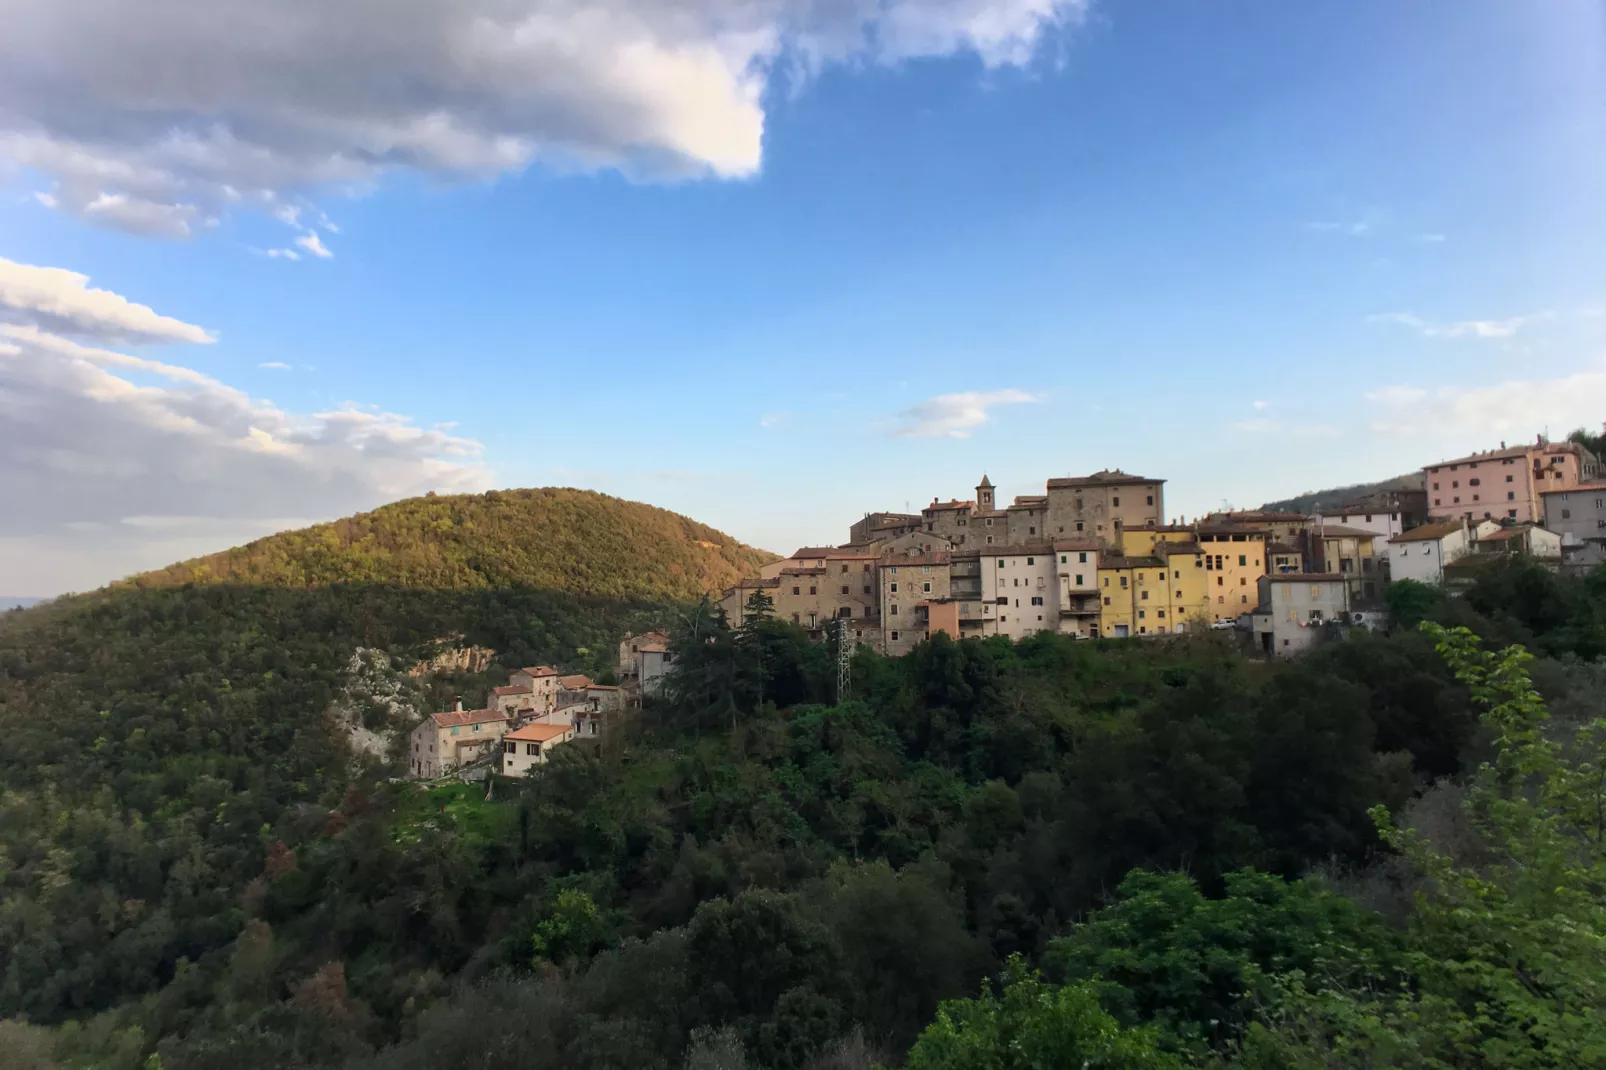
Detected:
[{"left": 0, "top": 0, "right": 1087, "bottom": 237}]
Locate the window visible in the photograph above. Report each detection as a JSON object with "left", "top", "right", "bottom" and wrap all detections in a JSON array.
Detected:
[
  {"left": 1240, "top": 577, "right": 1247, "bottom": 585},
  {"left": 1157, "top": 609, "right": 1166, "bottom": 618},
  {"left": 1031, "top": 596, "right": 1044, "bottom": 606},
  {"left": 890, "top": 582, "right": 898, "bottom": 593},
  {"left": 808, "top": 586, "right": 817, "bottom": 595},
  {"left": 1138, "top": 609, "right": 1146, "bottom": 619},
  {"left": 1146, "top": 495, "right": 1154, "bottom": 505},
  {"left": 1103, "top": 596, "right": 1111, "bottom": 605},
  {"left": 1216, "top": 576, "right": 1223, "bottom": 586},
  {"left": 986, "top": 518, "right": 994, "bottom": 526},
  {"left": 1120, "top": 576, "right": 1128, "bottom": 588},
  {"left": 1506, "top": 475, "right": 1513, "bottom": 483},
  {"left": 1434, "top": 498, "right": 1441, "bottom": 505},
  {"left": 1175, "top": 589, "right": 1184, "bottom": 599},
  {"left": 1075, "top": 574, "right": 1084, "bottom": 585},
  {"left": 998, "top": 560, "right": 1006, "bottom": 568},
  {"left": 1562, "top": 508, "right": 1571, "bottom": 519},
  {"left": 1509, "top": 510, "right": 1519, "bottom": 519},
  {"left": 526, "top": 742, "right": 540, "bottom": 755},
  {"left": 841, "top": 585, "right": 849, "bottom": 595},
  {"left": 1218, "top": 596, "right": 1224, "bottom": 604},
  {"left": 1076, "top": 522, "right": 1085, "bottom": 532},
  {"left": 1060, "top": 554, "right": 1067, "bottom": 564},
  {"left": 891, "top": 604, "right": 899, "bottom": 615},
  {"left": 792, "top": 586, "right": 800, "bottom": 595},
  {"left": 1103, "top": 576, "right": 1110, "bottom": 586},
  {"left": 1112, "top": 495, "right": 1121, "bottom": 506},
  {"left": 1507, "top": 492, "right": 1515, "bottom": 500},
  {"left": 1469, "top": 478, "right": 1480, "bottom": 486},
  {"left": 1309, "top": 609, "right": 1323, "bottom": 621},
  {"left": 923, "top": 565, "right": 931, "bottom": 573},
  {"left": 891, "top": 631, "right": 900, "bottom": 641},
  {"left": 840, "top": 564, "right": 849, "bottom": 573},
  {"left": 504, "top": 741, "right": 515, "bottom": 754},
  {"left": 922, "top": 582, "right": 931, "bottom": 592},
  {"left": 451, "top": 725, "right": 459, "bottom": 736},
  {"left": 1141, "top": 590, "right": 1149, "bottom": 600},
  {"left": 1432, "top": 482, "right": 1439, "bottom": 490},
  {"left": 1452, "top": 480, "right": 1459, "bottom": 487},
  {"left": 1026, "top": 557, "right": 1035, "bottom": 565},
  {"left": 1029, "top": 527, "right": 1036, "bottom": 535},
  {"left": 864, "top": 585, "right": 872, "bottom": 594},
  {"left": 1079, "top": 551, "right": 1088, "bottom": 563}
]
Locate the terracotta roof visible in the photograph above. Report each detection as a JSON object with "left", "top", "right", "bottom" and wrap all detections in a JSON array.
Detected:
[
  {"left": 789, "top": 546, "right": 878, "bottom": 560},
  {"left": 728, "top": 576, "right": 781, "bottom": 589},
  {"left": 1390, "top": 520, "right": 1468, "bottom": 543},
  {"left": 428, "top": 707, "right": 507, "bottom": 729},
  {"left": 559, "top": 674, "right": 593, "bottom": 690},
  {"left": 636, "top": 640, "right": 668, "bottom": 653},
  {"left": 587, "top": 683, "right": 621, "bottom": 691},
  {"left": 491, "top": 684, "right": 532, "bottom": 697},
  {"left": 1052, "top": 538, "right": 1102, "bottom": 552},
  {"left": 1154, "top": 540, "right": 1203, "bottom": 557},
  {"left": 505, "top": 721, "right": 575, "bottom": 743},
  {"left": 1046, "top": 469, "right": 1162, "bottom": 489},
  {"left": 1476, "top": 526, "right": 1539, "bottom": 543},
  {"left": 1267, "top": 541, "right": 1303, "bottom": 555},
  {"left": 1425, "top": 440, "right": 1589, "bottom": 469},
  {"left": 517, "top": 666, "right": 560, "bottom": 678},
  {"left": 1194, "top": 523, "right": 1268, "bottom": 536},
  {"left": 924, "top": 499, "right": 974, "bottom": 512},
  {"left": 1225, "top": 510, "right": 1311, "bottom": 523},
  {"left": 1100, "top": 554, "right": 1164, "bottom": 569},
  {"left": 779, "top": 567, "right": 829, "bottom": 576}
]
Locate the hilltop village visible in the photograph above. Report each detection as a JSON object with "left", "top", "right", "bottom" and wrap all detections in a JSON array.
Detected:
[{"left": 719, "top": 433, "right": 1603, "bottom": 659}]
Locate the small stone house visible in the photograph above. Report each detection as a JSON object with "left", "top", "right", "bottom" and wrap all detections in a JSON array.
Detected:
[
  {"left": 500, "top": 721, "right": 577, "bottom": 776},
  {"left": 409, "top": 703, "right": 510, "bottom": 779}
]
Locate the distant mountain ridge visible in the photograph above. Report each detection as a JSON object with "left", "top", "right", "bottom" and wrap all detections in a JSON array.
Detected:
[
  {"left": 1, "top": 597, "right": 45, "bottom": 611},
  {"left": 1261, "top": 472, "right": 1425, "bottom": 515},
  {"left": 124, "top": 487, "right": 777, "bottom": 602}
]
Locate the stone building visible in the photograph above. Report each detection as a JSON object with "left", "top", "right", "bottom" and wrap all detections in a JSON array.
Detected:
[
  {"left": 1541, "top": 483, "right": 1606, "bottom": 572},
  {"left": 1044, "top": 470, "right": 1165, "bottom": 544},
  {"left": 880, "top": 552, "right": 952, "bottom": 655}
]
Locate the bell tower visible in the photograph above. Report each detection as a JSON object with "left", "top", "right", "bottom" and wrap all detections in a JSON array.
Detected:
[{"left": 976, "top": 474, "right": 995, "bottom": 512}]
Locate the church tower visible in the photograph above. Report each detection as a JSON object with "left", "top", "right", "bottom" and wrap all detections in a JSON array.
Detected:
[{"left": 976, "top": 474, "right": 995, "bottom": 512}]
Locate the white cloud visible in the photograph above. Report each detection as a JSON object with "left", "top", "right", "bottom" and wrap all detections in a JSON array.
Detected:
[
  {"left": 258, "top": 361, "right": 292, "bottom": 370},
  {"left": 0, "top": 256, "right": 215, "bottom": 344},
  {"left": 1306, "top": 220, "right": 1370, "bottom": 236},
  {"left": 1366, "top": 362, "right": 1606, "bottom": 437},
  {"left": 33, "top": 190, "right": 56, "bottom": 208},
  {"left": 0, "top": 257, "right": 489, "bottom": 591},
  {"left": 1370, "top": 311, "right": 1548, "bottom": 340},
  {"left": 1251, "top": 399, "right": 1270, "bottom": 410},
  {"left": 0, "top": 0, "right": 1087, "bottom": 238},
  {"left": 893, "top": 388, "right": 1039, "bottom": 438},
  {"left": 295, "top": 231, "right": 334, "bottom": 259},
  {"left": 263, "top": 248, "right": 301, "bottom": 261}
]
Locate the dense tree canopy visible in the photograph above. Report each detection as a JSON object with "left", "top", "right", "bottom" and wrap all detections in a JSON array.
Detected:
[{"left": 1, "top": 548, "right": 1603, "bottom": 1069}]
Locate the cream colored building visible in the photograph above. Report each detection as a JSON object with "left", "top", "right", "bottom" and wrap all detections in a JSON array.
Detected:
[
  {"left": 409, "top": 704, "right": 510, "bottom": 779},
  {"left": 500, "top": 721, "right": 577, "bottom": 776},
  {"left": 977, "top": 543, "right": 1060, "bottom": 640},
  {"left": 509, "top": 666, "right": 560, "bottom": 713},
  {"left": 1425, "top": 437, "right": 1600, "bottom": 525},
  {"left": 1313, "top": 524, "right": 1383, "bottom": 603},
  {"left": 1045, "top": 470, "right": 1165, "bottom": 544}
]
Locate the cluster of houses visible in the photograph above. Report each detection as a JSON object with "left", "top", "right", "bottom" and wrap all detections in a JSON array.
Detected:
[
  {"left": 719, "top": 433, "right": 1604, "bottom": 661},
  {"left": 407, "top": 630, "right": 672, "bottom": 780}
]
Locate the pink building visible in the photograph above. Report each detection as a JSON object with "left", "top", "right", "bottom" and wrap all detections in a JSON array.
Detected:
[{"left": 1424, "top": 437, "right": 1599, "bottom": 525}]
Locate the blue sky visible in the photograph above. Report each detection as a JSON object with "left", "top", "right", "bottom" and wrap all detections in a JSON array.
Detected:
[{"left": 3, "top": 0, "right": 1604, "bottom": 595}]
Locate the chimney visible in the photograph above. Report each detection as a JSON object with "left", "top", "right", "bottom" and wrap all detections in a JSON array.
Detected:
[{"left": 455, "top": 699, "right": 464, "bottom": 712}]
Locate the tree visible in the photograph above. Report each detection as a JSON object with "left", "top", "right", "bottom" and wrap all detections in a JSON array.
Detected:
[
  {"left": 904, "top": 959, "right": 1181, "bottom": 1070},
  {"left": 1238, "top": 623, "right": 1606, "bottom": 1068}
]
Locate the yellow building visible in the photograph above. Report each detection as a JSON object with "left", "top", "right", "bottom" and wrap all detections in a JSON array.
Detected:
[
  {"left": 1097, "top": 540, "right": 1207, "bottom": 638},
  {"left": 1196, "top": 523, "right": 1268, "bottom": 621}
]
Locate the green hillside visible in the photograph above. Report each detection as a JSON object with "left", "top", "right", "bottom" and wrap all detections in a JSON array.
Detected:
[
  {"left": 127, "top": 487, "right": 776, "bottom": 601},
  {"left": 1261, "top": 471, "right": 1424, "bottom": 514}
]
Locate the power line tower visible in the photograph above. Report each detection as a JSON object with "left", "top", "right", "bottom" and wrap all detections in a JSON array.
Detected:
[{"left": 837, "top": 619, "right": 853, "bottom": 704}]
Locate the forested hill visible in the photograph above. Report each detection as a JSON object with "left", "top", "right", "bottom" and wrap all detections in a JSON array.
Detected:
[
  {"left": 1261, "top": 471, "right": 1423, "bottom": 514},
  {"left": 125, "top": 487, "right": 776, "bottom": 601}
]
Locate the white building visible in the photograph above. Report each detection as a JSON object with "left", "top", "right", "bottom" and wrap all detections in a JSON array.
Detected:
[
  {"left": 500, "top": 721, "right": 577, "bottom": 776},
  {"left": 1316, "top": 508, "right": 1408, "bottom": 540},
  {"left": 617, "top": 632, "right": 673, "bottom": 697},
  {"left": 1387, "top": 518, "right": 1499, "bottom": 586},
  {"left": 1251, "top": 575, "right": 1351, "bottom": 658},
  {"left": 1540, "top": 484, "right": 1606, "bottom": 571},
  {"left": 979, "top": 544, "right": 1060, "bottom": 640},
  {"left": 1054, "top": 539, "right": 1101, "bottom": 638}
]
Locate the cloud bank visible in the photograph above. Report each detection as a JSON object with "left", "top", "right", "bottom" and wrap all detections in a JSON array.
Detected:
[
  {"left": 0, "top": 0, "right": 1088, "bottom": 239},
  {"left": 0, "top": 256, "right": 489, "bottom": 592}
]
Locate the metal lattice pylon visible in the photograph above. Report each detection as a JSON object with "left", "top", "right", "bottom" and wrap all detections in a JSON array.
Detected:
[{"left": 835, "top": 618, "right": 852, "bottom": 704}]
